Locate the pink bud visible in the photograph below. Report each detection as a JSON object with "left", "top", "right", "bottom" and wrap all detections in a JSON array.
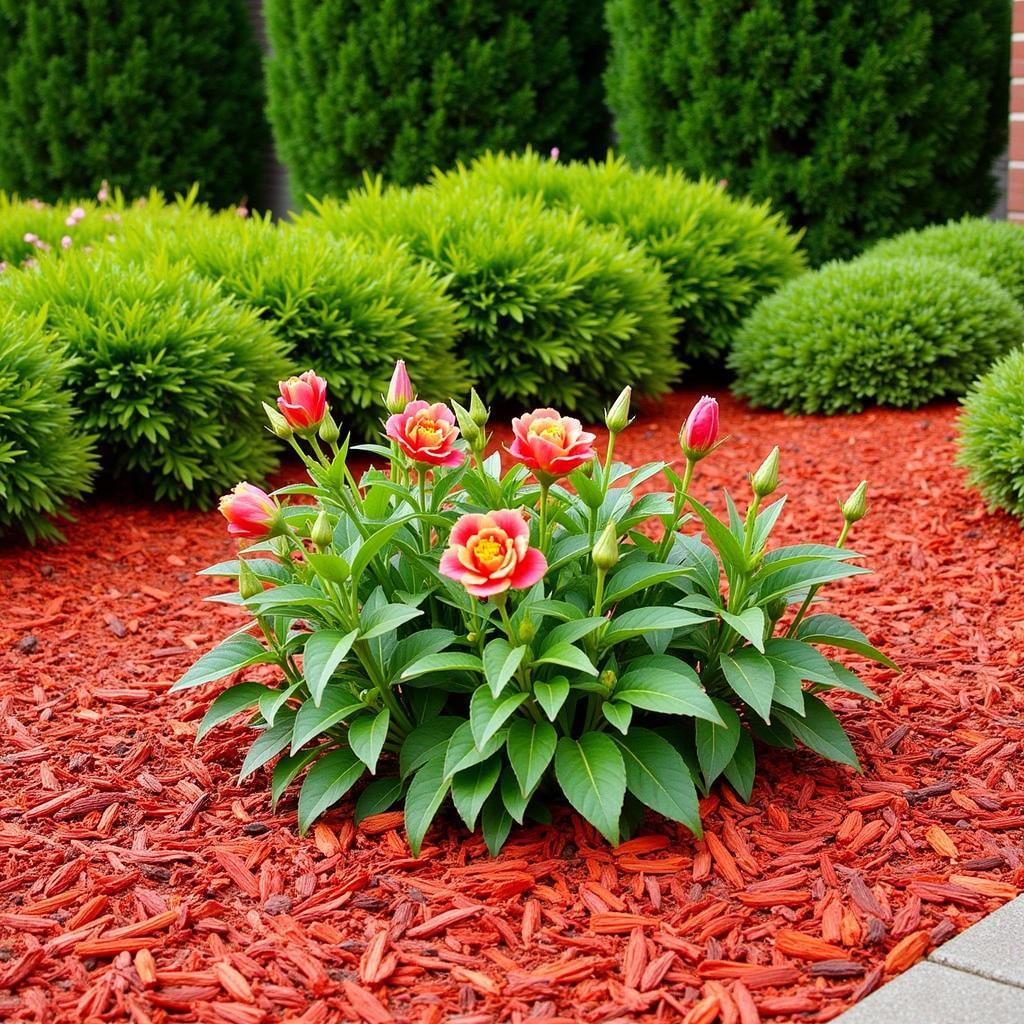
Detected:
[
  {"left": 236, "top": 204, "right": 249, "bottom": 219},
  {"left": 65, "top": 215, "right": 77, "bottom": 227},
  {"left": 680, "top": 396, "right": 720, "bottom": 460},
  {"left": 277, "top": 370, "right": 328, "bottom": 432},
  {"left": 0, "top": 262, "right": 7, "bottom": 274},
  {"left": 22, "top": 232, "right": 37, "bottom": 244},
  {"left": 97, "top": 180, "right": 109, "bottom": 202},
  {"left": 61, "top": 235, "right": 72, "bottom": 250},
  {"left": 385, "top": 359, "right": 414, "bottom": 413},
  {"left": 550, "top": 147, "right": 560, "bottom": 161},
  {"left": 218, "top": 482, "right": 280, "bottom": 540}
]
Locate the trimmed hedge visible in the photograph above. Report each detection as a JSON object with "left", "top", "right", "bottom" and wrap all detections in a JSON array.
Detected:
[
  {"left": 0, "top": 1, "right": 266, "bottom": 207},
  {"left": 264, "top": 0, "right": 608, "bottom": 199},
  {"left": 870, "top": 218, "right": 1024, "bottom": 306},
  {"left": 0, "top": 251, "right": 293, "bottom": 505},
  {"left": 959, "top": 348, "right": 1024, "bottom": 524},
  {"left": 117, "top": 210, "right": 469, "bottom": 438},
  {"left": 729, "top": 257, "right": 1024, "bottom": 414},
  {"left": 0, "top": 308, "right": 96, "bottom": 542},
  {"left": 298, "top": 178, "right": 681, "bottom": 417},
  {"left": 451, "top": 151, "right": 806, "bottom": 361},
  {"left": 605, "top": 0, "right": 1010, "bottom": 264}
]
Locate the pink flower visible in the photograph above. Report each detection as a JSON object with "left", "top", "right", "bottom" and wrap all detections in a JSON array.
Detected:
[
  {"left": 61, "top": 236, "right": 72, "bottom": 250},
  {"left": 385, "top": 359, "right": 414, "bottom": 414},
  {"left": 97, "top": 180, "right": 109, "bottom": 203},
  {"left": 277, "top": 371, "right": 328, "bottom": 432},
  {"left": 386, "top": 400, "right": 465, "bottom": 468},
  {"left": 22, "top": 232, "right": 37, "bottom": 244},
  {"left": 65, "top": 206, "right": 86, "bottom": 227},
  {"left": 439, "top": 510, "right": 547, "bottom": 597},
  {"left": 508, "top": 409, "right": 597, "bottom": 480},
  {"left": 219, "top": 483, "right": 280, "bottom": 539},
  {"left": 550, "top": 147, "right": 560, "bottom": 161},
  {"left": 680, "top": 396, "right": 719, "bottom": 460}
]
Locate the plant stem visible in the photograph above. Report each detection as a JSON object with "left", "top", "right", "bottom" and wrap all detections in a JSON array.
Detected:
[
  {"left": 656, "top": 457, "right": 694, "bottom": 561},
  {"left": 538, "top": 480, "right": 550, "bottom": 553},
  {"left": 787, "top": 519, "right": 853, "bottom": 636},
  {"left": 418, "top": 471, "right": 430, "bottom": 553}
]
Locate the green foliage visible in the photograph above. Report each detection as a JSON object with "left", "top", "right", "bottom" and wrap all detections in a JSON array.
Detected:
[
  {"left": 870, "top": 218, "right": 1024, "bottom": 306},
  {"left": 0, "top": 192, "right": 130, "bottom": 266},
  {"left": 452, "top": 150, "right": 806, "bottom": 361},
  {"left": 605, "top": 0, "right": 1010, "bottom": 264},
  {"left": 0, "top": 0, "right": 266, "bottom": 206},
  {"left": 264, "top": 0, "right": 610, "bottom": 199},
  {"left": 298, "top": 179, "right": 680, "bottom": 417},
  {"left": 181, "top": 382, "right": 887, "bottom": 853},
  {"left": 730, "top": 258, "right": 1024, "bottom": 414},
  {"left": 118, "top": 207, "right": 468, "bottom": 439},
  {"left": 958, "top": 348, "right": 1024, "bottom": 523},
  {"left": 0, "top": 251, "right": 293, "bottom": 505},
  {"left": 0, "top": 308, "right": 96, "bottom": 542}
]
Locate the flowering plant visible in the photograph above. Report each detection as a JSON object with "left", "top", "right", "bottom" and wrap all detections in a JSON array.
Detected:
[{"left": 174, "top": 370, "right": 892, "bottom": 854}]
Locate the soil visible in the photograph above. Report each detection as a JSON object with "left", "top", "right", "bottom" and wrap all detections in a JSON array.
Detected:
[{"left": 1, "top": 390, "right": 1022, "bottom": 1024}]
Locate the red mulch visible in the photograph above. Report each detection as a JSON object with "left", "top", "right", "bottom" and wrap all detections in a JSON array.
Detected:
[{"left": 2, "top": 391, "right": 1023, "bottom": 1024}]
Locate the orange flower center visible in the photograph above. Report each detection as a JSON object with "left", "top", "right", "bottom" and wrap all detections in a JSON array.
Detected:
[
  {"left": 529, "top": 418, "right": 565, "bottom": 446},
  {"left": 410, "top": 417, "right": 443, "bottom": 447},
  {"left": 473, "top": 535, "right": 505, "bottom": 571}
]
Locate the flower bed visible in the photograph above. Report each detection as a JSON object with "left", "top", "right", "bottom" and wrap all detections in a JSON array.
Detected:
[{"left": 1, "top": 392, "right": 1022, "bottom": 1023}]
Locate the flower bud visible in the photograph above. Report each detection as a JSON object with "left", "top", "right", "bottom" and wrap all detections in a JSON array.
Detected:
[
  {"left": 451, "top": 400, "right": 482, "bottom": 450},
  {"left": 680, "top": 395, "right": 719, "bottom": 460},
  {"left": 600, "top": 669, "right": 617, "bottom": 691},
  {"left": 592, "top": 519, "right": 620, "bottom": 571},
  {"left": 518, "top": 615, "right": 535, "bottom": 644},
  {"left": 263, "top": 401, "right": 293, "bottom": 440},
  {"left": 237, "top": 557, "right": 263, "bottom": 600},
  {"left": 278, "top": 371, "right": 328, "bottom": 433},
  {"left": 604, "top": 385, "right": 632, "bottom": 435},
  {"left": 310, "top": 510, "right": 333, "bottom": 550},
  {"left": 318, "top": 408, "right": 340, "bottom": 445},
  {"left": 385, "top": 359, "right": 414, "bottom": 414},
  {"left": 841, "top": 480, "right": 868, "bottom": 524},
  {"left": 751, "top": 446, "right": 780, "bottom": 498},
  {"left": 219, "top": 482, "right": 282, "bottom": 540},
  {"left": 468, "top": 388, "right": 489, "bottom": 428}
]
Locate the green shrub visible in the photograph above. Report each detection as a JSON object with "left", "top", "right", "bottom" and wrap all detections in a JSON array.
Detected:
[
  {"left": 0, "top": 308, "right": 96, "bottom": 542},
  {"left": 605, "top": 0, "right": 1010, "bottom": 264},
  {"left": 959, "top": 348, "right": 1024, "bottom": 523},
  {"left": 298, "top": 179, "right": 681, "bottom": 417},
  {"left": 0, "top": 251, "right": 293, "bottom": 505},
  {"left": 452, "top": 151, "right": 806, "bottom": 361},
  {"left": 264, "top": 0, "right": 609, "bottom": 199},
  {"left": 0, "top": 1, "right": 266, "bottom": 206},
  {"left": 729, "top": 258, "right": 1024, "bottom": 414},
  {"left": 0, "top": 192, "right": 128, "bottom": 267},
  {"left": 116, "top": 212, "right": 469, "bottom": 439},
  {"left": 870, "top": 218, "right": 1024, "bottom": 306}
]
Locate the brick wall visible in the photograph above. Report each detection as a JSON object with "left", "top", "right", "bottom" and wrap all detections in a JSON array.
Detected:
[{"left": 1009, "top": 2, "right": 1024, "bottom": 220}]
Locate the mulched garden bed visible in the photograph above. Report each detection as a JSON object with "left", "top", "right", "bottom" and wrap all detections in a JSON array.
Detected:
[{"left": 2, "top": 390, "right": 1022, "bottom": 1024}]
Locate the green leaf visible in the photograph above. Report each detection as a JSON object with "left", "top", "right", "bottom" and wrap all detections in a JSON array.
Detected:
[
  {"left": 351, "top": 516, "right": 417, "bottom": 582},
  {"left": 720, "top": 649, "right": 776, "bottom": 722},
  {"left": 172, "top": 634, "right": 274, "bottom": 691},
  {"left": 695, "top": 697, "right": 742, "bottom": 786},
  {"left": 483, "top": 639, "right": 527, "bottom": 698},
  {"left": 401, "top": 651, "right": 484, "bottom": 681},
  {"left": 602, "top": 700, "right": 633, "bottom": 734},
  {"left": 720, "top": 607, "right": 766, "bottom": 652},
  {"left": 444, "top": 720, "right": 509, "bottom": 778},
  {"left": 603, "top": 562, "right": 692, "bottom": 605},
  {"left": 757, "top": 561, "right": 870, "bottom": 605},
  {"left": 673, "top": 533, "right": 720, "bottom": 598},
  {"left": 390, "top": 629, "right": 456, "bottom": 676},
  {"left": 763, "top": 638, "right": 837, "bottom": 684},
  {"left": 795, "top": 614, "right": 899, "bottom": 670},
  {"left": 686, "top": 496, "right": 748, "bottom": 574},
  {"left": 200, "top": 558, "right": 291, "bottom": 584},
  {"left": 569, "top": 466, "right": 604, "bottom": 509},
  {"left": 723, "top": 728, "right": 756, "bottom": 802},
  {"left": 451, "top": 755, "right": 501, "bottom": 830},
  {"left": 469, "top": 686, "right": 527, "bottom": 750},
  {"left": 271, "top": 744, "right": 325, "bottom": 810},
  {"left": 239, "top": 709, "right": 297, "bottom": 781},
  {"left": 533, "top": 676, "right": 570, "bottom": 720},
  {"left": 614, "top": 667, "right": 722, "bottom": 723},
  {"left": 554, "top": 733, "right": 626, "bottom": 845},
  {"left": 616, "top": 728, "right": 702, "bottom": 836},
  {"left": 302, "top": 628, "right": 359, "bottom": 704},
  {"left": 246, "top": 583, "right": 333, "bottom": 611},
  {"left": 355, "top": 776, "right": 404, "bottom": 823},
  {"left": 506, "top": 719, "right": 557, "bottom": 796},
  {"left": 348, "top": 708, "right": 390, "bottom": 773},
  {"left": 481, "top": 789, "right": 514, "bottom": 855},
  {"left": 360, "top": 603, "right": 423, "bottom": 640},
  {"left": 259, "top": 681, "right": 300, "bottom": 726},
  {"left": 297, "top": 747, "right": 365, "bottom": 833},
  {"left": 603, "top": 606, "right": 709, "bottom": 645},
  {"left": 400, "top": 716, "right": 462, "bottom": 778},
  {"left": 533, "top": 642, "right": 598, "bottom": 676},
  {"left": 405, "top": 757, "right": 450, "bottom": 856},
  {"left": 500, "top": 765, "right": 531, "bottom": 823},
  {"left": 775, "top": 694, "right": 861, "bottom": 770},
  {"left": 762, "top": 655, "right": 806, "bottom": 716},
  {"left": 304, "top": 551, "right": 351, "bottom": 584},
  {"left": 820, "top": 661, "right": 882, "bottom": 702},
  {"left": 197, "top": 682, "right": 269, "bottom": 742},
  {"left": 543, "top": 617, "right": 606, "bottom": 649},
  {"left": 291, "top": 689, "right": 365, "bottom": 754}
]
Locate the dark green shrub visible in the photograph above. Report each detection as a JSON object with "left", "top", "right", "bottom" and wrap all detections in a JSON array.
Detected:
[
  {"left": 605, "top": 0, "right": 1010, "bottom": 264},
  {"left": 453, "top": 151, "right": 805, "bottom": 361},
  {"left": 870, "top": 218, "right": 1024, "bottom": 306},
  {"left": 959, "top": 348, "right": 1024, "bottom": 523},
  {"left": 0, "top": 1, "right": 266, "bottom": 206},
  {"left": 297, "top": 179, "right": 681, "bottom": 417},
  {"left": 264, "top": 0, "right": 608, "bottom": 199},
  {"left": 729, "top": 258, "right": 1024, "bottom": 414},
  {"left": 117, "top": 210, "right": 469, "bottom": 438},
  {"left": 0, "top": 308, "right": 96, "bottom": 542},
  {"left": 0, "top": 251, "right": 293, "bottom": 505}
]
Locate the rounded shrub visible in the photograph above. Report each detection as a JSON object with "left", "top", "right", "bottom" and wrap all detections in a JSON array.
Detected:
[
  {"left": 298, "top": 179, "right": 681, "bottom": 418},
  {"left": 0, "top": 308, "right": 96, "bottom": 542},
  {"left": 729, "top": 258, "right": 1024, "bottom": 414},
  {"left": 870, "top": 218, "right": 1024, "bottom": 306},
  {"left": 0, "top": 251, "right": 293, "bottom": 505},
  {"left": 958, "top": 348, "right": 1024, "bottom": 523},
  {"left": 264, "top": 0, "right": 609, "bottom": 199},
  {"left": 0, "top": 1, "right": 266, "bottom": 206},
  {"left": 605, "top": 0, "right": 1010, "bottom": 264},
  {"left": 452, "top": 150, "right": 806, "bottom": 361}
]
